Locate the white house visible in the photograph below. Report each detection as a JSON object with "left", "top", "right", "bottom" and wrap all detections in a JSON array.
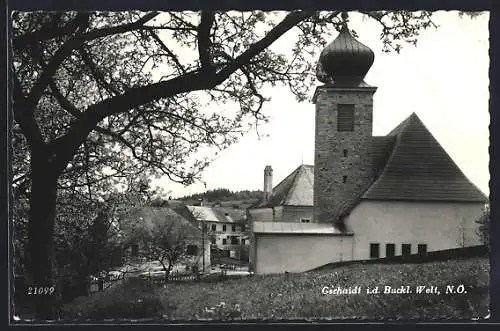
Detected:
[
  {"left": 249, "top": 23, "right": 488, "bottom": 275},
  {"left": 187, "top": 205, "right": 249, "bottom": 259}
]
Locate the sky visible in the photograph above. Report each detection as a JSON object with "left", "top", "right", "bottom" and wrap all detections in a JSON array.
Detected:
[{"left": 151, "top": 11, "right": 490, "bottom": 199}]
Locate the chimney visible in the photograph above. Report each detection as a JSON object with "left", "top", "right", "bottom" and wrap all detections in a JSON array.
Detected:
[{"left": 263, "top": 165, "right": 273, "bottom": 201}]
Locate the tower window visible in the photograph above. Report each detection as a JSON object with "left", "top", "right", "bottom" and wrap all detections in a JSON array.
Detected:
[
  {"left": 337, "top": 104, "right": 355, "bottom": 131},
  {"left": 343, "top": 149, "right": 348, "bottom": 157},
  {"left": 342, "top": 175, "right": 347, "bottom": 183}
]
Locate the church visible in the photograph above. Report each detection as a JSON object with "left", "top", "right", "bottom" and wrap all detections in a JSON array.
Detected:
[{"left": 248, "top": 22, "right": 488, "bottom": 275}]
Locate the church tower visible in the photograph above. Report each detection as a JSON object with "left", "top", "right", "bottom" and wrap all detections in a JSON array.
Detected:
[{"left": 312, "top": 15, "right": 377, "bottom": 225}]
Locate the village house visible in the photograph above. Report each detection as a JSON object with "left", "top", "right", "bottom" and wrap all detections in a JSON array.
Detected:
[
  {"left": 186, "top": 205, "right": 250, "bottom": 260},
  {"left": 248, "top": 23, "right": 488, "bottom": 274},
  {"left": 248, "top": 164, "right": 314, "bottom": 223}
]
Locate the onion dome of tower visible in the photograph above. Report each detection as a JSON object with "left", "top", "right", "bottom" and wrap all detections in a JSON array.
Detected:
[{"left": 316, "top": 18, "right": 375, "bottom": 86}]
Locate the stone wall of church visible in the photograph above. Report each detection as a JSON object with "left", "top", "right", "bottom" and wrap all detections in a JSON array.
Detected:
[{"left": 313, "top": 86, "right": 377, "bottom": 223}]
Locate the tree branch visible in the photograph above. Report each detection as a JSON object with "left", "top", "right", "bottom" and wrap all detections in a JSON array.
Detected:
[
  {"left": 198, "top": 11, "right": 216, "bottom": 75},
  {"left": 148, "top": 31, "right": 186, "bottom": 75},
  {"left": 22, "top": 12, "right": 160, "bottom": 112},
  {"left": 48, "top": 79, "right": 82, "bottom": 118},
  {"left": 13, "top": 76, "right": 45, "bottom": 150},
  {"left": 14, "top": 12, "right": 159, "bottom": 50},
  {"left": 214, "top": 10, "right": 314, "bottom": 84},
  {"left": 47, "top": 10, "right": 314, "bottom": 176},
  {"left": 78, "top": 47, "right": 121, "bottom": 96},
  {"left": 13, "top": 13, "right": 90, "bottom": 49}
]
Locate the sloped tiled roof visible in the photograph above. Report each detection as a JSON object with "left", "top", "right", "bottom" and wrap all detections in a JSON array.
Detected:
[
  {"left": 130, "top": 206, "right": 201, "bottom": 239},
  {"left": 186, "top": 205, "right": 246, "bottom": 223},
  {"left": 251, "top": 164, "right": 314, "bottom": 208},
  {"left": 251, "top": 113, "right": 487, "bottom": 213},
  {"left": 363, "top": 113, "right": 488, "bottom": 202},
  {"left": 371, "top": 136, "right": 397, "bottom": 178}
]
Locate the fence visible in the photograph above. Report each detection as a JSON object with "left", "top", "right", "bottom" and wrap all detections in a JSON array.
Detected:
[
  {"left": 76, "top": 261, "right": 252, "bottom": 295},
  {"left": 140, "top": 272, "right": 200, "bottom": 283},
  {"left": 217, "top": 264, "right": 248, "bottom": 271},
  {"left": 88, "top": 274, "right": 126, "bottom": 294}
]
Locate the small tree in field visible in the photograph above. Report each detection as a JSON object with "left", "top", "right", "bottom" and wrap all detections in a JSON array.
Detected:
[
  {"left": 122, "top": 207, "right": 201, "bottom": 282},
  {"left": 476, "top": 204, "right": 490, "bottom": 247}
]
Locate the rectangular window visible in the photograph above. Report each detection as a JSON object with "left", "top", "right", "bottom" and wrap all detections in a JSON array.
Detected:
[
  {"left": 211, "top": 224, "right": 216, "bottom": 231},
  {"left": 232, "top": 225, "right": 236, "bottom": 232},
  {"left": 342, "top": 175, "right": 347, "bottom": 183},
  {"left": 231, "top": 237, "right": 239, "bottom": 245},
  {"left": 418, "top": 244, "right": 427, "bottom": 255},
  {"left": 386, "top": 243, "right": 395, "bottom": 257},
  {"left": 343, "top": 149, "right": 348, "bottom": 157},
  {"left": 242, "top": 239, "right": 246, "bottom": 245},
  {"left": 222, "top": 238, "right": 227, "bottom": 245},
  {"left": 186, "top": 245, "right": 198, "bottom": 256},
  {"left": 337, "top": 104, "right": 355, "bottom": 132},
  {"left": 402, "top": 244, "right": 412, "bottom": 256},
  {"left": 300, "top": 218, "right": 311, "bottom": 223},
  {"left": 223, "top": 225, "right": 227, "bottom": 232},
  {"left": 370, "top": 243, "right": 380, "bottom": 258}
]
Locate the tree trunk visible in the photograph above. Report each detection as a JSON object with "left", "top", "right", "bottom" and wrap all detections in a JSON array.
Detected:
[{"left": 26, "top": 155, "right": 58, "bottom": 320}]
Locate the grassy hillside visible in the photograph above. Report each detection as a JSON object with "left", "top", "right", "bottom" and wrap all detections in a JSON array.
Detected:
[{"left": 61, "top": 257, "right": 489, "bottom": 321}]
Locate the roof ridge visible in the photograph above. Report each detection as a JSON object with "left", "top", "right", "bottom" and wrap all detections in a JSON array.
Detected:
[
  {"left": 272, "top": 165, "right": 300, "bottom": 192},
  {"left": 250, "top": 164, "right": 304, "bottom": 208},
  {"left": 387, "top": 112, "right": 415, "bottom": 136},
  {"left": 406, "top": 116, "right": 487, "bottom": 199},
  {"left": 363, "top": 113, "right": 488, "bottom": 202},
  {"left": 284, "top": 165, "right": 307, "bottom": 205}
]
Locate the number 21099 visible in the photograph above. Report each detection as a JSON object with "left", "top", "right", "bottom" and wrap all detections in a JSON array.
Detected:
[{"left": 27, "top": 287, "right": 55, "bottom": 295}]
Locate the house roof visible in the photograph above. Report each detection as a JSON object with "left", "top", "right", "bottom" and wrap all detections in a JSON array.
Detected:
[
  {"left": 186, "top": 205, "right": 246, "bottom": 223},
  {"left": 250, "top": 112, "right": 487, "bottom": 213},
  {"left": 251, "top": 164, "right": 314, "bottom": 208},
  {"left": 362, "top": 113, "right": 488, "bottom": 202},
  {"left": 253, "top": 221, "right": 350, "bottom": 235},
  {"left": 128, "top": 206, "right": 202, "bottom": 240}
]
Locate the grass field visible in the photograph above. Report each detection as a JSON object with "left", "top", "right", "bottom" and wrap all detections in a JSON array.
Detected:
[{"left": 61, "top": 256, "right": 489, "bottom": 321}]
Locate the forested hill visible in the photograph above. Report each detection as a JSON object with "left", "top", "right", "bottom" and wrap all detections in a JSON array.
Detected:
[{"left": 177, "top": 188, "right": 263, "bottom": 202}]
